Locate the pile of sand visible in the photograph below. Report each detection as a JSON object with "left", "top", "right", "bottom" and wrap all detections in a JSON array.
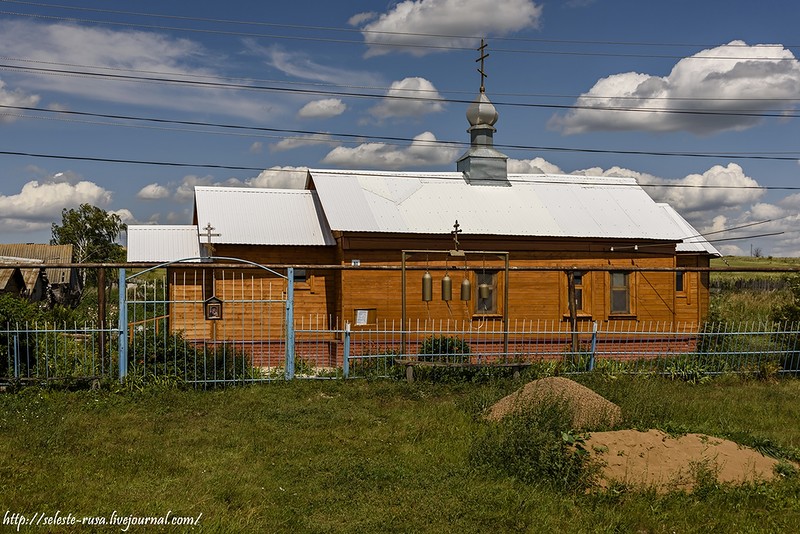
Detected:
[
  {"left": 487, "top": 377, "right": 791, "bottom": 492},
  {"left": 485, "top": 376, "right": 622, "bottom": 429},
  {"left": 584, "top": 429, "right": 785, "bottom": 492}
]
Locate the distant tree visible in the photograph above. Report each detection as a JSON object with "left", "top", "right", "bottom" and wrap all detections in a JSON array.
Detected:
[
  {"left": 752, "top": 247, "right": 763, "bottom": 258},
  {"left": 51, "top": 204, "right": 127, "bottom": 288}
]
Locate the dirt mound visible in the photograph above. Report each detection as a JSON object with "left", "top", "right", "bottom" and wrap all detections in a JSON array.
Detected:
[
  {"left": 486, "top": 376, "right": 622, "bottom": 429},
  {"left": 485, "top": 378, "right": 793, "bottom": 493},
  {"left": 584, "top": 429, "right": 786, "bottom": 493}
]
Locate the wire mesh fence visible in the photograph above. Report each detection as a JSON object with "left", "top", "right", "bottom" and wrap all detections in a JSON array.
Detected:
[{"left": 3, "top": 318, "right": 800, "bottom": 386}]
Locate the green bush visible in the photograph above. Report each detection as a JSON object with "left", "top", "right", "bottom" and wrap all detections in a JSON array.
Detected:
[
  {"left": 418, "top": 335, "right": 470, "bottom": 362},
  {"left": 129, "top": 326, "right": 259, "bottom": 385},
  {"left": 469, "top": 397, "right": 599, "bottom": 492}
]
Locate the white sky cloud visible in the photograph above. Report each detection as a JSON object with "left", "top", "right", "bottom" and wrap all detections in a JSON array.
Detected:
[
  {"left": 369, "top": 77, "right": 445, "bottom": 120},
  {"left": 271, "top": 134, "right": 337, "bottom": 152},
  {"left": 321, "top": 131, "right": 458, "bottom": 168},
  {"left": 136, "top": 183, "right": 170, "bottom": 200},
  {"left": 550, "top": 41, "right": 800, "bottom": 135},
  {"left": 251, "top": 43, "right": 380, "bottom": 86},
  {"left": 357, "top": 0, "right": 542, "bottom": 57},
  {"left": 573, "top": 163, "right": 764, "bottom": 216},
  {"left": 508, "top": 157, "right": 564, "bottom": 174},
  {"left": 568, "top": 161, "right": 777, "bottom": 253},
  {"left": 110, "top": 208, "right": 136, "bottom": 224},
  {"left": 298, "top": 98, "right": 347, "bottom": 119},
  {"left": 0, "top": 78, "right": 40, "bottom": 123},
  {"left": 348, "top": 12, "right": 378, "bottom": 26},
  {"left": 248, "top": 167, "right": 310, "bottom": 189},
  {"left": 174, "top": 175, "right": 245, "bottom": 202},
  {"left": 0, "top": 177, "right": 112, "bottom": 231},
  {"left": 0, "top": 20, "right": 275, "bottom": 120}
]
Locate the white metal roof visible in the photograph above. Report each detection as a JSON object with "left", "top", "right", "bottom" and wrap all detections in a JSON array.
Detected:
[
  {"left": 658, "top": 204, "right": 721, "bottom": 256},
  {"left": 193, "top": 186, "right": 335, "bottom": 246},
  {"left": 126, "top": 225, "right": 203, "bottom": 262},
  {"left": 308, "top": 170, "right": 686, "bottom": 241}
]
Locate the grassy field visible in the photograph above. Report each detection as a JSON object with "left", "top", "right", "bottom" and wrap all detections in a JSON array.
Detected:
[{"left": 1, "top": 377, "right": 799, "bottom": 533}]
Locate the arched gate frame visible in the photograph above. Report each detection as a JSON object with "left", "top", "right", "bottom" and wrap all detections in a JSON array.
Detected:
[{"left": 118, "top": 258, "right": 295, "bottom": 383}]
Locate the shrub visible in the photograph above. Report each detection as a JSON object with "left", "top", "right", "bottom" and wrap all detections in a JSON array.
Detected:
[
  {"left": 469, "top": 397, "right": 599, "bottom": 492},
  {"left": 128, "top": 326, "right": 258, "bottom": 386},
  {"left": 418, "top": 335, "right": 470, "bottom": 363}
]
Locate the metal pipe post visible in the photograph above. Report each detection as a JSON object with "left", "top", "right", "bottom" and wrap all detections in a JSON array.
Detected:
[
  {"left": 117, "top": 268, "right": 128, "bottom": 382},
  {"left": 284, "top": 267, "right": 295, "bottom": 380}
]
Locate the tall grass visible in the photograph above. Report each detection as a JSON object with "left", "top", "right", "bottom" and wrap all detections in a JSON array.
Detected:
[{"left": 1, "top": 378, "right": 799, "bottom": 532}]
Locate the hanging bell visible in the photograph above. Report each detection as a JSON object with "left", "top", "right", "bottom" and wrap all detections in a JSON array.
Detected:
[
  {"left": 460, "top": 278, "right": 471, "bottom": 301},
  {"left": 422, "top": 271, "right": 433, "bottom": 302},
  {"left": 478, "top": 283, "right": 491, "bottom": 300},
  {"left": 441, "top": 273, "right": 452, "bottom": 301}
]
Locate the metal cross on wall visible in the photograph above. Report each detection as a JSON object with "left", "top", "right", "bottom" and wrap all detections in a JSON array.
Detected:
[
  {"left": 202, "top": 222, "right": 220, "bottom": 255},
  {"left": 451, "top": 220, "right": 462, "bottom": 251},
  {"left": 476, "top": 38, "right": 489, "bottom": 93}
]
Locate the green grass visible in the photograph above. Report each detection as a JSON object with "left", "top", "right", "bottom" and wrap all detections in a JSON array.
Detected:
[
  {"left": 1, "top": 378, "right": 799, "bottom": 533},
  {"left": 711, "top": 255, "right": 800, "bottom": 274}
]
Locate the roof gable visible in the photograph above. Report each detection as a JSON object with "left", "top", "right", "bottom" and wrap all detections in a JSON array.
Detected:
[
  {"left": 127, "top": 225, "right": 203, "bottom": 263},
  {"left": 308, "top": 170, "right": 685, "bottom": 241},
  {"left": 193, "top": 187, "right": 335, "bottom": 246}
]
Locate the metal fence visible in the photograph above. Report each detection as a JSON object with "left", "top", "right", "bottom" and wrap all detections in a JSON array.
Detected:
[{"left": 3, "top": 318, "right": 800, "bottom": 386}]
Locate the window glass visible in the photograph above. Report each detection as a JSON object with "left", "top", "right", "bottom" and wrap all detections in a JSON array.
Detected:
[
  {"left": 610, "top": 272, "right": 630, "bottom": 314},
  {"left": 676, "top": 272, "right": 684, "bottom": 293},
  {"left": 573, "top": 272, "right": 584, "bottom": 311}
]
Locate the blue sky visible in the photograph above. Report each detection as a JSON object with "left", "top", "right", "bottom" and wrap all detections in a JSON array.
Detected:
[{"left": 2, "top": 0, "right": 800, "bottom": 256}]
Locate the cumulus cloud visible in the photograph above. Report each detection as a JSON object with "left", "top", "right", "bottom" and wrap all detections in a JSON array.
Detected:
[
  {"left": 271, "top": 134, "right": 338, "bottom": 152},
  {"left": 348, "top": 12, "right": 378, "bottom": 26},
  {"left": 110, "top": 208, "right": 136, "bottom": 224},
  {"left": 369, "top": 77, "right": 445, "bottom": 120},
  {"left": 321, "top": 131, "right": 458, "bottom": 168},
  {"left": 0, "top": 177, "right": 112, "bottom": 231},
  {"left": 573, "top": 163, "right": 764, "bottom": 216},
  {"left": 136, "top": 183, "right": 170, "bottom": 200},
  {"left": 550, "top": 41, "right": 800, "bottom": 135},
  {"left": 0, "top": 20, "right": 274, "bottom": 120},
  {"left": 566, "top": 162, "right": 793, "bottom": 253},
  {"left": 508, "top": 157, "right": 564, "bottom": 174},
  {"left": 298, "top": 98, "right": 347, "bottom": 119},
  {"left": 356, "top": 0, "right": 542, "bottom": 57},
  {"left": 0, "top": 78, "right": 40, "bottom": 123},
  {"left": 249, "top": 142, "right": 264, "bottom": 154},
  {"left": 247, "top": 167, "right": 310, "bottom": 189},
  {"left": 174, "top": 175, "right": 245, "bottom": 202}
]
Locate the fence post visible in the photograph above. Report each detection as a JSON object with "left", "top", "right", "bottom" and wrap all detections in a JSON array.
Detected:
[
  {"left": 285, "top": 267, "right": 295, "bottom": 380},
  {"left": 343, "top": 322, "right": 351, "bottom": 379},
  {"left": 589, "top": 321, "right": 598, "bottom": 371},
  {"left": 13, "top": 333, "right": 19, "bottom": 380},
  {"left": 118, "top": 268, "right": 128, "bottom": 382}
]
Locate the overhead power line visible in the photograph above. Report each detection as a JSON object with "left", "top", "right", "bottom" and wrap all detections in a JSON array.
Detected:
[
  {"left": 4, "top": 55, "right": 800, "bottom": 104},
  {"left": 0, "top": 0, "right": 774, "bottom": 49},
  {"left": 3, "top": 103, "right": 800, "bottom": 162},
  {"left": 0, "top": 3, "right": 797, "bottom": 61},
  {"left": 2, "top": 149, "right": 800, "bottom": 191},
  {"left": 2, "top": 62, "right": 800, "bottom": 119}
]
